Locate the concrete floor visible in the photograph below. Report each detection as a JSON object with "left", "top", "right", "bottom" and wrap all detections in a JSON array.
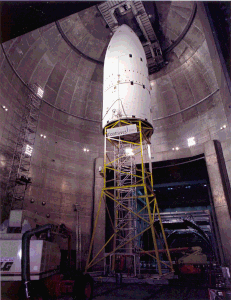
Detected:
[{"left": 59, "top": 282, "right": 209, "bottom": 300}]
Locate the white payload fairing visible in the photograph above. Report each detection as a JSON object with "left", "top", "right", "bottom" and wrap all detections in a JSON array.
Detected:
[{"left": 102, "top": 24, "right": 152, "bottom": 132}]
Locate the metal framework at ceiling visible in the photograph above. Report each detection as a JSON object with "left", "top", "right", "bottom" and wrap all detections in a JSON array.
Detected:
[{"left": 98, "top": 1, "right": 166, "bottom": 74}]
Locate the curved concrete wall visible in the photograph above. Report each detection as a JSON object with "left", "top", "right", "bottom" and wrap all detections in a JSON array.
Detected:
[
  {"left": 0, "top": 7, "right": 109, "bottom": 261},
  {"left": 0, "top": 2, "right": 231, "bottom": 267},
  {"left": 149, "top": 2, "right": 231, "bottom": 267}
]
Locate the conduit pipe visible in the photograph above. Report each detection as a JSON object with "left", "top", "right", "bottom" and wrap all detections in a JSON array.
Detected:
[{"left": 21, "top": 224, "right": 52, "bottom": 299}]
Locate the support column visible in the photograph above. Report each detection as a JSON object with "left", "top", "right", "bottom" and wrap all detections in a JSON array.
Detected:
[
  {"left": 92, "top": 157, "right": 105, "bottom": 271},
  {"left": 204, "top": 140, "right": 231, "bottom": 267}
]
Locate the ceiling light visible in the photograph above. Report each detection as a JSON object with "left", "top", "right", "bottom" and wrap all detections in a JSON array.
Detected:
[
  {"left": 37, "top": 87, "right": 44, "bottom": 98},
  {"left": 175, "top": 147, "right": 179, "bottom": 151},
  {"left": 5, "top": 108, "right": 8, "bottom": 111},
  {"left": 172, "top": 148, "right": 175, "bottom": 151},
  {"left": 83, "top": 148, "right": 87, "bottom": 152},
  {"left": 40, "top": 134, "right": 43, "bottom": 137},
  {"left": 43, "top": 135, "right": 46, "bottom": 139},
  {"left": 188, "top": 137, "right": 196, "bottom": 147},
  {"left": 25, "top": 145, "right": 33, "bottom": 156}
]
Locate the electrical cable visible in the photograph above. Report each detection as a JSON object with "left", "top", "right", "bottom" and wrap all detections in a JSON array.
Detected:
[
  {"left": 152, "top": 89, "right": 219, "bottom": 121},
  {"left": 152, "top": 156, "right": 205, "bottom": 169},
  {"left": 163, "top": 3, "right": 197, "bottom": 54},
  {"left": 55, "top": 20, "right": 104, "bottom": 66}
]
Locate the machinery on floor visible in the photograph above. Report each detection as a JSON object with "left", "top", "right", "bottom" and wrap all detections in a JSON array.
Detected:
[{"left": 0, "top": 210, "right": 94, "bottom": 300}]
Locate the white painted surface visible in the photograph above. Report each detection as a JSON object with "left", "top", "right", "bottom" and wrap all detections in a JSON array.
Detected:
[
  {"left": 107, "top": 124, "right": 137, "bottom": 138},
  {"left": 0, "top": 240, "right": 61, "bottom": 281},
  {"left": 102, "top": 24, "right": 152, "bottom": 129}
]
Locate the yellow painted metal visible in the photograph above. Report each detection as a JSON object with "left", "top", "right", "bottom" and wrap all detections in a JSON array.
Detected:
[
  {"left": 152, "top": 197, "right": 157, "bottom": 222},
  {"left": 108, "top": 138, "right": 140, "bottom": 146},
  {"left": 155, "top": 201, "right": 174, "bottom": 272},
  {"left": 84, "top": 190, "right": 104, "bottom": 274},
  {"left": 103, "top": 184, "right": 144, "bottom": 190},
  {"left": 104, "top": 190, "right": 150, "bottom": 225},
  {"left": 139, "top": 121, "right": 162, "bottom": 275},
  {"left": 106, "top": 167, "right": 143, "bottom": 179},
  {"left": 88, "top": 223, "right": 153, "bottom": 269},
  {"left": 88, "top": 218, "right": 129, "bottom": 269},
  {"left": 85, "top": 119, "right": 173, "bottom": 276}
]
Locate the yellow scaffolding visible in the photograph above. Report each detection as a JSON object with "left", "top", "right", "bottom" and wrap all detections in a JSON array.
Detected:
[{"left": 85, "top": 120, "right": 173, "bottom": 276}]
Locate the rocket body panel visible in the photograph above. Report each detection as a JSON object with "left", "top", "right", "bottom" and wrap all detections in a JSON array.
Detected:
[{"left": 102, "top": 24, "right": 152, "bottom": 130}]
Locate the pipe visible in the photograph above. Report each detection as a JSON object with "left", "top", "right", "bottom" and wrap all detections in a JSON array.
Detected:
[
  {"left": 89, "top": 157, "right": 97, "bottom": 268},
  {"left": 55, "top": 21, "right": 104, "bottom": 66},
  {"left": 21, "top": 224, "right": 52, "bottom": 299},
  {"left": 163, "top": 2, "right": 197, "bottom": 54}
]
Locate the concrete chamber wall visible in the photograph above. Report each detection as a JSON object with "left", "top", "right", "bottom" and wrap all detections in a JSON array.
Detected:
[
  {"left": 0, "top": 6, "right": 109, "bottom": 263},
  {"left": 148, "top": 2, "right": 231, "bottom": 267},
  {"left": 0, "top": 2, "right": 230, "bottom": 268}
]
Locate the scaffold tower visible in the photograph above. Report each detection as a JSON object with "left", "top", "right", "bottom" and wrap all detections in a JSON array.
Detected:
[{"left": 85, "top": 119, "right": 174, "bottom": 277}]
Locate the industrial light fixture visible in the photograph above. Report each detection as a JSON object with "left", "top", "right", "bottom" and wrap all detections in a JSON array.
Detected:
[
  {"left": 83, "top": 148, "right": 89, "bottom": 152},
  {"left": 1, "top": 105, "right": 8, "bottom": 111},
  {"left": 25, "top": 144, "right": 33, "bottom": 156},
  {"left": 220, "top": 124, "right": 227, "bottom": 130},
  {"left": 17, "top": 249, "right": 22, "bottom": 259},
  {"left": 188, "top": 137, "right": 196, "bottom": 147},
  {"left": 172, "top": 147, "right": 179, "bottom": 151},
  {"left": 40, "top": 134, "right": 46, "bottom": 139},
  {"left": 125, "top": 147, "right": 134, "bottom": 156},
  {"left": 37, "top": 87, "right": 44, "bottom": 98}
]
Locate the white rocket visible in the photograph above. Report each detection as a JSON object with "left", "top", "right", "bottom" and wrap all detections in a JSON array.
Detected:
[{"left": 102, "top": 24, "right": 152, "bottom": 132}]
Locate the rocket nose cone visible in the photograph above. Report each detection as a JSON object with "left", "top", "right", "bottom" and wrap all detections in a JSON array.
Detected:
[{"left": 107, "top": 24, "right": 146, "bottom": 60}]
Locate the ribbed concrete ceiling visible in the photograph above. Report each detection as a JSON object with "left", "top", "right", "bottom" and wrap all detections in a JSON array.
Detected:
[{"left": 1, "top": 1, "right": 223, "bottom": 131}]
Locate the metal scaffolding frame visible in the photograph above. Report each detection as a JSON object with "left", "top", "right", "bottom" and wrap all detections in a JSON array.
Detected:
[
  {"left": 6, "top": 84, "right": 42, "bottom": 211},
  {"left": 85, "top": 119, "right": 174, "bottom": 276}
]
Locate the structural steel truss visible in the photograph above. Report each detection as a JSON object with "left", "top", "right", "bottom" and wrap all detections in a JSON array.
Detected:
[{"left": 85, "top": 120, "right": 173, "bottom": 276}]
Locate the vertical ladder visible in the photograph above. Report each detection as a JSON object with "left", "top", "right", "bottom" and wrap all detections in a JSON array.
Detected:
[{"left": 6, "top": 83, "right": 42, "bottom": 211}]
